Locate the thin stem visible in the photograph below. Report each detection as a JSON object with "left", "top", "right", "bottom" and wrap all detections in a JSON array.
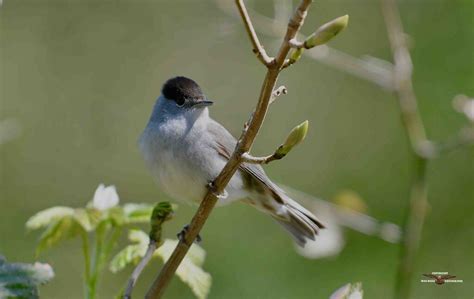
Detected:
[
  {"left": 103, "top": 226, "right": 121, "bottom": 263},
  {"left": 382, "top": 0, "right": 426, "bottom": 150},
  {"left": 434, "top": 127, "right": 474, "bottom": 156},
  {"left": 144, "top": 1, "right": 313, "bottom": 298},
  {"left": 124, "top": 240, "right": 158, "bottom": 299},
  {"left": 241, "top": 152, "right": 282, "bottom": 164},
  {"left": 216, "top": 0, "right": 395, "bottom": 90},
  {"left": 91, "top": 225, "right": 121, "bottom": 299},
  {"left": 235, "top": 0, "right": 273, "bottom": 66},
  {"left": 381, "top": 0, "right": 430, "bottom": 298},
  {"left": 81, "top": 231, "right": 92, "bottom": 299},
  {"left": 394, "top": 157, "right": 428, "bottom": 299},
  {"left": 89, "top": 222, "right": 107, "bottom": 299},
  {"left": 304, "top": 46, "right": 395, "bottom": 90},
  {"left": 288, "top": 38, "right": 304, "bottom": 48}
]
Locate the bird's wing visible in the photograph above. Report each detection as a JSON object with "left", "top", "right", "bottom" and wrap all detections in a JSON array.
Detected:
[
  {"left": 207, "top": 118, "right": 325, "bottom": 245},
  {"left": 207, "top": 119, "right": 284, "bottom": 203},
  {"left": 422, "top": 274, "right": 437, "bottom": 279},
  {"left": 442, "top": 275, "right": 456, "bottom": 280}
]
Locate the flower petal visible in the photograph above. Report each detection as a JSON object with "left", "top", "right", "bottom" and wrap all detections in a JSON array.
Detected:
[{"left": 92, "top": 184, "right": 120, "bottom": 211}]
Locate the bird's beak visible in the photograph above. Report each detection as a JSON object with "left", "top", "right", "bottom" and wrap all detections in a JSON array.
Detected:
[{"left": 191, "top": 99, "right": 214, "bottom": 108}]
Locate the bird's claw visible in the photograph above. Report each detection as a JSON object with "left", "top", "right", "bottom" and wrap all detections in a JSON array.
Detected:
[
  {"left": 207, "top": 182, "right": 228, "bottom": 199},
  {"left": 177, "top": 224, "right": 202, "bottom": 244},
  {"left": 216, "top": 189, "right": 228, "bottom": 199}
]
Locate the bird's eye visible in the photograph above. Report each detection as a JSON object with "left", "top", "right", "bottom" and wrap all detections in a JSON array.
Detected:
[{"left": 175, "top": 97, "right": 186, "bottom": 107}]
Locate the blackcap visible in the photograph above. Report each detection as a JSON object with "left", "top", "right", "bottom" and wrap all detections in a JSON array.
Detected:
[{"left": 139, "top": 76, "right": 324, "bottom": 246}]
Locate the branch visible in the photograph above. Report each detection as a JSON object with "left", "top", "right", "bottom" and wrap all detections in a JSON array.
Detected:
[
  {"left": 243, "top": 120, "right": 309, "bottom": 164},
  {"left": 124, "top": 202, "right": 172, "bottom": 299},
  {"left": 382, "top": 0, "right": 427, "bottom": 153},
  {"left": 380, "top": 1, "right": 430, "bottom": 298},
  {"left": 235, "top": 0, "right": 273, "bottom": 66},
  {"left": 242, "top": 152, "right": 281, "bottom": 164},
  {"left": 216, "top": 0, "right": 395, "bottom": 90},
  {"left": 144, "top": 1, "right": 313, "bottom": 298},
  {"left": 123, "top": 240, "right": 158, "bottom": 299},
  {"left": 304, "top": 46, "right": 395, "bottom": 90},
  {"left": 434, "top": 127, "right": 474, "bottom": 156},
  {"left": 289, "top": 38, "right": 304, "bottom": 49}
]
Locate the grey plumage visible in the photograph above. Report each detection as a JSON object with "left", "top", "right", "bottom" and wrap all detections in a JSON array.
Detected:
[
  {"left": 139, "top": 76, "right": 324, "bottom": 246},
  {"left": 208, "top": 120, "right": 324, "bottom": 245}
]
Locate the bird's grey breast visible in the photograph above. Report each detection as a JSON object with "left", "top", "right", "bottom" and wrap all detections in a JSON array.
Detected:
[{"left": 139, "top": 115, "right": 220, "bottom": 203}]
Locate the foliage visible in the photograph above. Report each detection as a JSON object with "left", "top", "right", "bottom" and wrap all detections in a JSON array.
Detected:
[
  {"left": 0, "top": 255, "right": 54, "bottom": 299},
  {"left": 25, "top": 184, "right": 157, "bottom": 299},
  {"left": 25, "top": 184, "right": 208, "bottom": 299},
  {"left": 110, "top": 230, "right": 211, "bottom": 299}
]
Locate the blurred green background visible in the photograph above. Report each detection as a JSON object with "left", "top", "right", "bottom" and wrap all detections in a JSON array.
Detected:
[{"left": 1, "top": 0, "right": 473, "bottom": 298}]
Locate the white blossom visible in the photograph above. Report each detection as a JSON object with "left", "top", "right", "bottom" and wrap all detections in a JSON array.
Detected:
[
  {"left": 92, "top": 184, "right": 119, "bottom": 211},
  {"left": 330, "top": 283, "right": 363, "bottom": 299}
]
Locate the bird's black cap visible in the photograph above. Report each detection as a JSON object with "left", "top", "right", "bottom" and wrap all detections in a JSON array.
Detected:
[{"left": 162, "top": 76, "right": 204, "bottom": 104}]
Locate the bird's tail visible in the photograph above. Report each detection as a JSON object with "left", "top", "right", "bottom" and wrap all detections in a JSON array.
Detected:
[{"left": 273, "top": 195, "right": 325, "bottom": 247}]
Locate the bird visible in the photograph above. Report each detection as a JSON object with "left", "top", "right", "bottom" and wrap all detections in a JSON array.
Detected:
[
  {"left": 139, "top": 76, "right": 324, "bottom": 246},
  {"left": 422, "top": 273, "right": 456, "bottom": 285}
]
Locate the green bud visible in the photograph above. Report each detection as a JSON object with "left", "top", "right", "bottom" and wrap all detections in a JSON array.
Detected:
[
  {"left": 275, "top": 120, "right": 309, "bottom": 157},
  {"left": 304, "top": 15, "right": 349, "bottom": 48},
  {"left": 151, "top": 201, "right": 173, "bottom": 222},
  {"left": 289, "top": 48, "right": 304, "bottom": 64},
  {"left": 149, "top": 201, "right": 174, "bottom": 242}
]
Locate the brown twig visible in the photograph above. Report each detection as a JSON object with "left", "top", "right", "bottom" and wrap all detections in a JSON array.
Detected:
[
  {"left": 220, "top": 2, "right": 471, "bottom": 298},
  {"left": 383, "top": 0, "right": 472, "bottom": 297},
  {"left": 216, "top": 0, "right": 395, "bottom": 90},
  {"left": 288, "top": 38, "right": 305, "bottom": 49},
  {"left": 144, "top": 1, "right": 313, "bottom": 298},
  {"left": 242, "top": 152, "right": 282, "bottom": 165},
  {"left": 235, "top": 0, "right": 273, "bottom": 66}
]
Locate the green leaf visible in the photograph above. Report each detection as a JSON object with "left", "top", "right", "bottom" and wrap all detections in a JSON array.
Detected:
[
  {"left": 123, "top": 203, "right": 154, "bottom": 223},
  {"left": 128, "top": 229, "right": 149, "bottom": 245},
  {"left": 36, "top": 217, "right": 80, "bottom": 255},
  {"left": 109, "top": 230, "right": 148, "bottom": 273},
  {"left": 85, "top": 208, "right": 102, "bottom": 228},
  {"left": 73, "top": 208, "right": 93, "bottom": 232},
  {"left": 110, "top": 230, "right": 211, "bottom": 299},
  {"left": 26, "top": 207, "right": 75, "bottom": 230},
  {"left": 109, "top": 244, "right": 146, "bottom": 273},
  {"left": 123, "top": 202, "right": 177, "bottom": 224},
  {"left": 156, "top": 240, "right": 211, "bottom": 299},
  {"left": 0, "top": 256, "right": 54, "bottom": 299},
  {"left": 107, "top": 206, "right": 126, "bottom": 226}
]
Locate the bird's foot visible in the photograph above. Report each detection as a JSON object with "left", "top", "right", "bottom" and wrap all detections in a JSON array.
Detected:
[
  {"left": 207, "top": 182, "right": 228, "bottom": 199},
  {"left": 217, "top": 189, "right": 228, "bottom": 199},
  {"left": 177, "top": 224, "right": 202, "bottom": 244}
]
